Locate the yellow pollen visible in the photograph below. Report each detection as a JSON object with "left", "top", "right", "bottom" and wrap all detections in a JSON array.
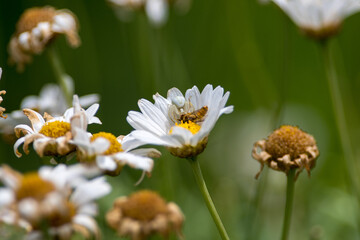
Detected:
[
  {"left": 39, "top": 121, "right": 71, "bottom": 138},
  {"left": 16, "top": 7, "right": 57, "bottom": 35},
  {"left": 16, "top": 173, "right": 56, "bottom": 201},
  {"left": 91, "top": 132, "right": 123, "bottom": 155},
  {"left": 170, "top": 121, "right": 201, "bottom": 135},
  {"left": 121, "top": 190, "right": 168, "bottom": 221}
]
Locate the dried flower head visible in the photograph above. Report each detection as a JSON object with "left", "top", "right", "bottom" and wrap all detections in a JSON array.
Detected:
[
  {"left": 8, "top": 6, "right": 80, "bottom": 71},
  {"left": 0, "top": 90, "right": 6, "bottom": 119},
  {"left": 252, "top": 125, "right": 319, "bottom": 179},
  {"left": 127, "top": 84, "right": 233, "bottom": 159},
  {"left": 0, "top": 164, "right": 111, "bottom": 239},
  {"left": 14, "top": 95, "right": 101, "bottom": 159},
  {"left": 71, "top": 128, "right": 160, "bottom": 176},
  {"left": 272, "top": 0, "right": 360, "bottom": 40},
  {"left": 106, "top": 190, "right": 184, "bottom": 240}
]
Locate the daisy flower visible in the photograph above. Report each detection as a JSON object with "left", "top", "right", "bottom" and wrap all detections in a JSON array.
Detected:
[
  {"left": 14, "top": 95, "right": 101, "bottom": 158},
  {"left": 127, "top": 84, "right": 233, "bottom": 158},
  {"left": 0, "top": 164, "right": 111, "bottom": 240},
  {"left": 71, "top": 127, "right": 160, "bottom": 176},
  {"left": 272, "top": 0, "right": 360, "bottom": 39},
  {"left": 0, "top": 84, "right": 99, "bottom": 142},
  {"left": 8, "top": 6, "right": 80, "bottom": 71},
  {"left": 106, "top": 190, "right": 184, "bottom": 240}
]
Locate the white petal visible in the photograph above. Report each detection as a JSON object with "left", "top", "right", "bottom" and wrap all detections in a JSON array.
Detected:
[
  {"left": 146, "top": 0, "right": 168, "bottom": 26},
  {"left": 96, "top": 156, "right": 117, "bottom": 171},
  {"left": 79, "top": 94, "right": 100, "bottom": 107},
  {"left": 113, "top": 152, "right": 154, "bottom": 172},
  {"left": 73, "top": 215, "right": 99, "bottom": 236},
  {"left": 71, "top": 177, "right": 111, "bottom": 206},
  {"left": 0, "top": 188, "right": 15, "bottom": 207}
]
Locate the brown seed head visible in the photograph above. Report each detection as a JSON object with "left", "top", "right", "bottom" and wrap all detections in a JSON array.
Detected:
[
  {"left": 121, "top": 190, "right": 168, "bottom": 221},
  {"left": 16, "top": 7, "right": 57, "bottom": 35},
  {"left": 265, "top": 125, "right": 316, "bottom": 159}
]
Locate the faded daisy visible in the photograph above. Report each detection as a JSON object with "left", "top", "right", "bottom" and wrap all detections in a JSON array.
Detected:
[
  {"left": 14, "top": 95, "right": 101, "bottom": 158},
  {"left": 252, "top": 125, "right": 319, "bottom": 179},
  {"left": 127, "top": 84, "right": 233, "bottom": 158},
  {"left": 0, "top": 84, "right": 99, "bottom": 143},
  {"left": 0, "top": 164, "right": 111, "bottom": 240},
  {"left": 8, "top": 6, "right": 80, "bottom": 71},
  {"left": 71, "top": 127, "right": 160, "bottom": 176},
  {"left": 272, "top": 0, "right": 360, "bottom": 39},
  {"left": 106, "top": 190, "right": 184, "bottom": 240}
]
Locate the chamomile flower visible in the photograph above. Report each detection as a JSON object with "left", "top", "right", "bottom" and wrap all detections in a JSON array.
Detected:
[
  {"left": 108, "top": 0, "right": 191, "bottom": 27},
  {"left": 0, "top": 84, "right": 99, "bottom": 142},
  {"left": 127, "top": 84, "right": 233, "bottom": 158},
  {"left": 0, "top": 164, "right": 111, "bottom": 240},
  {"left": 272, "top": 0, "right": 360, "bottom": 39},
  {"left": 8, "top": 6, "right": 80, "bottom": 71},
  {"left": 71, "top": 128, "right": 160, "bottom": 176},
  {"left": 106, "top": 190, "right": 184, "bottom": 240},
  {"left": 14, "top": 95, "right": 101, "bottom": 158}
]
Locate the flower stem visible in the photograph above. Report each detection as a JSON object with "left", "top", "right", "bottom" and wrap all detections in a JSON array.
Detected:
[
  {"left": 321, "top": 41, "right": 360, "bottom": 198},
  {"left": 281, "top": 169, "right": 296, "bottom": 240},
  {"left": 46, "top": 45, "right": 73, "bottom": 106},
  {"left": 188, "top": 157, "right": 230, "bottom": 240}
]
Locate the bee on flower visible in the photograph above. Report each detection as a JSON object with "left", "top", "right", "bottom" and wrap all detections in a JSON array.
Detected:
[
  {"left": 0, "top": 164, "right": 111, "bottom": 240},
  {"left": 8, "top": 6, "right": 80, "bottom": 71},
  {"left": 13, "top": 95, "right": 101, "bottom": 160},
  {"left": 106, "top": 190, "right": 184, "bottom": 240},
  {"left": 126, "top": 84, "right": 233, "bottom": 158},
  {"left": 271, "top": 0, "right": 360, "bottom": 40},
  {"left": 70, "top": 127, "right": 161, "bottom": 176}
]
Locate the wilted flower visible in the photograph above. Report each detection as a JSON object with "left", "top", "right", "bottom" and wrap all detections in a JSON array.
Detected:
[
  {"left": 71, "top": 128, "right": 160, "bottom": 176},
  {"left": 252, "top": 125, "right": 319, "bottom": 179},
  {"left": 108, "top": 0, "right": 191, "bottom": 27},
  {"left": 14, "top": 95, "right": 101, "bottom": 158},
  {"left": 127, "top": 84, "right": 233, "bottom": 158},
  {"left": 0, "top": 164, "right": 111, "bottom": 240},
  {"left": 106, "top": 190, "right": 184, "bottom": 240},
  {"left": 0, "top": 84, "right": 99, "bottom": 142},
  {"left": 8, "top": 6, "right": 80, "bottom": 71},
  {"left": 272, "top": 0, "right": 360, "bottom": 39}
]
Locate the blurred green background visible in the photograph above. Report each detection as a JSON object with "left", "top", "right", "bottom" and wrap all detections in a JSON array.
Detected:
[{"left": 1, "top": 0, "right": 360, "bottom": 239}]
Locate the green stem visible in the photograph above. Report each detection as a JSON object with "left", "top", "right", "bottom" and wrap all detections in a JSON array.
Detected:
[
  {"left": 188, "top": 157, "right": 230, "bottom": 240},
  {"left": 46, "top": 46, "right": 73, "bottom": 106},
  {"left": 281, "top": 169, "right": 296, "bottom": 240},
  {"left": 321, "top": 42, "right": 360, "bottom": 197}
]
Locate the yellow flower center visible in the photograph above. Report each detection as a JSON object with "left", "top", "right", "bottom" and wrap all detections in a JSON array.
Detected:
[
  {"left": 16, "top": 7, "right": 57, "bottom": 35},
  {"left": 16, "top": 173, "right": 56, "bottom": 201},
  {"left": 265, "top": 125, "right": 316, "bottom": 159},
  {"left": 121, "top": 190, "right": 168, "bottom": 221},
  {"left": 91, "top": 132, "right": 123, "bottom": 155},
  {"left": 170, "top": 121, "right": 201, "bottom": 135},
  {"left": 39, "top": 121, "right": 71, "bottom": 138}
]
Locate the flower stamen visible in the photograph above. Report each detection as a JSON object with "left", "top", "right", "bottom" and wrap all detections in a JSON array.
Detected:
[
  {"left": 171, "top": 121, "right": 201, "bottom": 135},
  {"left": 16, "top": 173, "right": 56, "bottom": 201},
  {"left": 91, "top": 132, "right": 123, "bottom": 155},
  {"left": 39, "top": 121, "right": 71, "bottom": 138}
]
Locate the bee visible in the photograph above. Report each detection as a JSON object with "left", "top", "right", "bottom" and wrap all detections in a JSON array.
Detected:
[{"left": 179, "top": 106, "right": 208, "bottom": 123}]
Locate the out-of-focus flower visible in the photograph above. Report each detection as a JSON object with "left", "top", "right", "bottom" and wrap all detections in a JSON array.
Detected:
[
  {"left": 14, "top": 95, "right": 101, "bottom": 158},
  {"left": 0, "top": 84, "right": 99, "bottom": 143},
  {"left": 272, "top": 0, "right": 360, "bottom": 39},
  {"left": 8, "top": 6, "right": 80, "bottom": 71},
  {"left": 106, "top": 190, "right": 184, "bottom": 240},
  {"left": 252, "top": 125, "right": 319, "bottom": 179},
  {"left": 0, "top": 164, "right": 111, "bottom": 240},
  {"left": 0, "top": 68, "right": 6, "bottom": 119},
  {"left": 127, "top": 84, "right": 233, "bottom": 158},
  {"left": 108, "top": 0, "right": 191, "bottom": 27},
  {"left": 71, "top": 128, "right": 160, "bottom": 176}
]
